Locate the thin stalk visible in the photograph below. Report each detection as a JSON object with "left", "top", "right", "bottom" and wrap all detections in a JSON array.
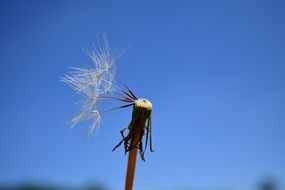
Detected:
[{"left": 125, "top": 130, "right": 140, "bottom": 190}]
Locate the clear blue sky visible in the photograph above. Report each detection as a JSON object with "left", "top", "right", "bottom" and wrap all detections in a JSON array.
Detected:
[{"left": 1, "top": 1, "right": 285, "bottom": 190}]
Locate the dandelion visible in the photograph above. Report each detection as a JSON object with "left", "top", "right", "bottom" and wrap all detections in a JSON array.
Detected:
[{"left": 62, "top": 35, "right": 153, "bottom": 190}]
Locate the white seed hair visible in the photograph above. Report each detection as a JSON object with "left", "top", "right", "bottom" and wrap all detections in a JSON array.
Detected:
[{"left": 62, "top": 34, "right": 119, "bottom": 133}]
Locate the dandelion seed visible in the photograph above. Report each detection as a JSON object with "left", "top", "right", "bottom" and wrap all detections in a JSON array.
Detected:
[{"left": 62, "top": 34, "right": 119, "bottom": 133}]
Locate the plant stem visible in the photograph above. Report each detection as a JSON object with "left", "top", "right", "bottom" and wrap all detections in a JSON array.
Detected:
[{"left": 125, "top": 132, "right": 140, "bottom": 190}]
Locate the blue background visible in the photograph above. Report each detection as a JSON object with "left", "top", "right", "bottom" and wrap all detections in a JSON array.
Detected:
[{"left": 0, "top": 1, "right": 285, "bottom": 190}]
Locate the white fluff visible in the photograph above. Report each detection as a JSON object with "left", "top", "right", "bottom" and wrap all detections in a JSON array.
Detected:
[{"left": 62, "top": 34, "right": 120, "bottom": 133}]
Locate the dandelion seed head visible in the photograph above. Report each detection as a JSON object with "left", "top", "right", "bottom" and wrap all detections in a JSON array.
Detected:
[
  {"left": 62, "top": 35, "right": 119, "bottom": 133},
  {"left": 135, "top": 98, "right": 152, "bottom": 111}
]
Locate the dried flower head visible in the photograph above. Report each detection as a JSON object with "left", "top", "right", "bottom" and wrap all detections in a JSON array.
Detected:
[{"left": 62, "top": 35, "right": 153, "bottom": 162}]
